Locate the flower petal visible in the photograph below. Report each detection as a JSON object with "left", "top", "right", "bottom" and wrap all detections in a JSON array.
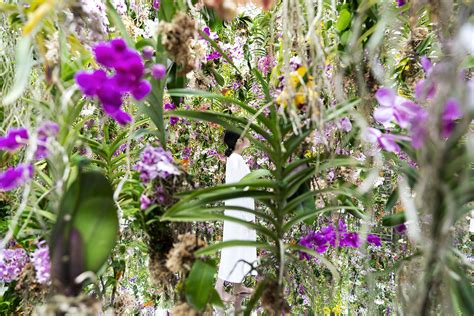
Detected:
[
  {"left": 131, "top": 80, "right": 151, "bottom": 100},
  {"left": 374, "top": 107, "right": 395, "bottom": 125},
  {"left": 375, "top": 87, "right": 396, "bottom": 107}
]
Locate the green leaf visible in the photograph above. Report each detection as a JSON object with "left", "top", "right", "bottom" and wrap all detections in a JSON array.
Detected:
[
  {"left": 3, "top": 37, "right": 33, "bottom": 105},
  {"left": 185, "top": 260, "right": 217, "bottom": 311},
  {"left": 381, "top": 212, "right": 406, "bottom": 227},
  {"left": 241, "top": 169, "right": 272, "bottom": 181},
  {"left": 195, "top": 240, "right": 273, "bottom": 256},
  {"left": 157, "top": 0, "right": 176, "bottom": 22},
  {"left": 209, "top": 67, "right": 225, "bottom": 86},
  {"left": 50, "top": 171, "right": 118, "bottom": 279},
  {"left": 106, "top": 1, "right": 133, "bottom": 47},
  {"left": 244, "top": 280, "right": 267, "bottom": 316},
  {"left": 335, "top": 9, "right": 351, "bottom": 32},
  {"left": 384, "top": 189, "right": 399, "bottom": 213},
  {"left": 72, "top": 197, "right": 118, "bottom": 272},
  {"left": 462, "top": 55, "right": 474, "bottom": 69},
  {"left": 340, "top": 30, "right": 352, "bottom": 46},
  {"left": 208, "top": 288, "right": 224, "bottom": 308},
  {"left": 167, "top": 88, "right": 275, "bottom": 133}
]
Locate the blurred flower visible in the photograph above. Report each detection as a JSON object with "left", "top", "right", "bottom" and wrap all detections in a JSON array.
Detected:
[
  {"left": 441, "top": 98, "right": 462, "bottom": 138},
  {"left": 201, "top": 26, "right": 219, "bottom": 41},
  {"left": 338, "top": 117, "right": 352, "bottom": 132},
  {"left": 30, "top": 241, "right": 50, "bottom": 284},
  {"left": 414, "top": 79, "right": 436, "bottom": 101},
  {"left": 420, "top": 56, "right": 432, "bottom": 74},
  {"left": 0, "top": 164, "right": 34, "bottom": 191},
  {"left": 367, "top": 234, "right": 382, "bottom": 247},
  {"left": 257, "top": 55, "right": 275, "bottom": 76},
  {"left": 374, "top": 87, "right": 425, "bottom": 129},
  {"left": 363, "top": 128, "right": 401, "bottom": 153},
  {"left": 0, "top": 128, "right": 29, "bottom": 152},
  {"left": 35, "top": 121, "right": 59, "bottom": 159},
  {"left": 140, "top": 194, "right": 152, "bottom": 210},
  {"left": 397, "top": 0, "right": 406, "bottom": 6},
  {"left": 151, "top": 64, "right": 167, "bottom": 79},
  {"left": 142, "top": 46, "right": 155, "bottom": 60},
  {"left": 340, "top": 232, "right": 360, "bottom": 248},
  {"left": 0, "top": 248, "right": 28, "bottom": 282},
  {"left": 456, "top": 23, "right": 474, "bottom": 55},
  {"left": 164, "top": 103, "right": 179, "bottom": 125},
  {"left": 153, "top": 0, "right": 160, "bottom": 9},
  {"left": 394, "top": 224, "right": 407, "bottom": 234},
  {"left": 158, "top": 12, "right": 197, "bottom": 74},
  {"left": 206, "top": 51, "right": 221, "bottom": 61},
  {"left": 112, "top": 0, "right": 127, "bottom": 14},
  {"left": 135, "top": 145, "right": 180, "bottom": 183}
]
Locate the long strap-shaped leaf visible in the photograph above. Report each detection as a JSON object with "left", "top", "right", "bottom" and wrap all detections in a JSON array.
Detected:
[
  {"left": 283, "top": 187, "right": 362, "bottom": 214},
  {"left": 167, "top": 109, "right": 277, "bottom": 151},
  {"left": 283, "top": 205, "right": 363, "bottom": 232},
  {"left": 195, "top": 240, "right": 274, "bottom": 256},
  {"left": 174, "top": 178, "right": 275, "bottom": 200},
  {"left": 169, "top": 213, "right": 277, "bottom": 240},
  {"left": 167, "top": 190, "right": 273, "bottom": 215},
  {"left": 166, "top": 89, "right": 275, "bottom": 132},
  {"left": 163, "top": 205, "right": 277, "bottom": 225}
]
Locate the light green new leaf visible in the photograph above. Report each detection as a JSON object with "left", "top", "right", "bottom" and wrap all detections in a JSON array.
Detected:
[
  {"left": 185, "top": 260, "right": 217, "bottom": 311},
  {"left": 3, "top": 37, "right": 33, "bottom": 105}
]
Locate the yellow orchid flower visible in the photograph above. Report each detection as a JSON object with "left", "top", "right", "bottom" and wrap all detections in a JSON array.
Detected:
[{"left": 332, "top": 304, "right": 342, "bottom": 315}]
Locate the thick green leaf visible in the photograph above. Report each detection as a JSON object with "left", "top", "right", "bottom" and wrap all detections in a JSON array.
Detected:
[
  {"left": 3, "top": 37, "right": 33, "bottom": 105},
  {"left": 335, "top": 9, "right": 351, "bottom": 32},
  {"left": 72, "top": 197, "right": 118, "bottom": 272},
  {"left": 381, "top": 212, "right": 406, "bottom": 227},
  {"left": 209, "top": 288, "right": 224, "bottom": 308},
  {"left": 185, "top": 260, "right": 217, "bottom": 311},
  {"left": 50, "top": 171, "right": 118, "bottom": 277},
  {"left": 157, "top": 0, "right": 176, "bottom": 21}
]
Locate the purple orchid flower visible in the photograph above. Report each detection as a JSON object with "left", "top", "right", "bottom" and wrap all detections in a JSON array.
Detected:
[
  {"left": 441, "top": 98, "right": 463, "bottom": 138},
  {"left": 0, "top": 164, "right": 34, "bottom": 191},
  {"left": 75, "top": 38, "right": 151, "bottom": 126},
  {"left": 35, "top": 121, "right": 59, "bottom": 159},
  {"left": 0, "top": 128, "right": 29, "bottom": 152},
  {"left": 151, "top": 64, "right": 167, "bottom": 80},
  {"left": 207, "top": 51, "right": 222, "bottom": 61},
  {"left": 367, "top": 234, "right": 382, "bottom": 246}
]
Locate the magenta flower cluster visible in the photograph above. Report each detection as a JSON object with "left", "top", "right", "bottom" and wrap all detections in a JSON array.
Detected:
[
  {"left": 75, "top": 38, "right": 151, "bottom": 125},
  {"left": 298, "top": 220, "right": 381, "bottom": 261},
  {"left": 257, "top": 55, "right": 276, "bottom": 76},
  {"left": 366, "top": 56, "right": 463, "bottom": 152},
  {"left": 0, "top": 122, "right": 59, "bottom": 191},
  {"left": 0, "top": 248, "right": 29, "bottom": 283},
  {"left": 30, "top": 241, "right": 51, "bottom": 284},
  {"left": 135, "top": 145, "right": 180, "bottom": 183},
  {"left": 164, "top": 103, "right": 179, "bottom": 125}
]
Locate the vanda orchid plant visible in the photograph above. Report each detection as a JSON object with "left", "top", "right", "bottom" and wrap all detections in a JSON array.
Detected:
[{"left": 0, "top": 0, "right": 472, "bottom": 315}]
